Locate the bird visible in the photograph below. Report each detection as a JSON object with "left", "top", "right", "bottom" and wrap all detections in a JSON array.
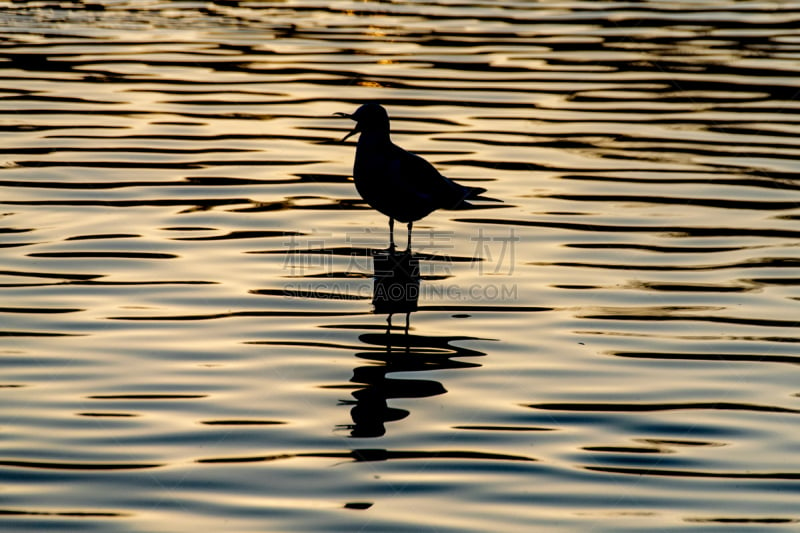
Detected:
[{"left": 335, "top": 103, "right": 486, "bottom": 253}]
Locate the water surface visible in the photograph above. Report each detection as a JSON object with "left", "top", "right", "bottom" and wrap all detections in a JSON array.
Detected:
[{"left": 2, "top": 1, "right": 800, "bottom": 531}]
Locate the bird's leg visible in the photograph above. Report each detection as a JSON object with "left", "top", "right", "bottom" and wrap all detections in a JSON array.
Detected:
[
  {"left": 406, "top": 221, "right": 413, "bottom": 254},
  {"left": 388, "top": 218, "right": 396, "bottom": 253},
  {"left": 404, "top": 312, "right": 411, "bottom": 353}
]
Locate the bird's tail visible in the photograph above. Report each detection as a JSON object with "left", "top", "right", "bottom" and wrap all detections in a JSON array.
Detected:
[
  {"left": 465, "top": 186, "right": 487, "bottom": 199},
  {"left": 449, "top": 186, "right": 502, "bottom": 210}
]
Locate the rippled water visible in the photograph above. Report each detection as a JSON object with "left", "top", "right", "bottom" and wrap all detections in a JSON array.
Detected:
[{"left": 3, "top": 1, "right": 800, "bottom": 531}]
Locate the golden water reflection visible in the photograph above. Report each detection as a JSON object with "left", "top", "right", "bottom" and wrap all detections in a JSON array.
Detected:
[{"left": 2, "top": 1, "right": 800, "bottom": 531}]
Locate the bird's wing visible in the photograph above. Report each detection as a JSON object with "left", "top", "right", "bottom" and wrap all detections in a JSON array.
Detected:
[{"left": 389, "top": 145, "right": 470, "bottom": 208}]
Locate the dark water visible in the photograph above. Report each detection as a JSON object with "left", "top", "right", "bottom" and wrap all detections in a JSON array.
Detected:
[{"left": 3, "top": 1, "right": 800, "bottom": 531}]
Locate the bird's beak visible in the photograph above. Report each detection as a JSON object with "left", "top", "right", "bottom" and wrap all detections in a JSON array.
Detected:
[
  {"left": 341, "top": 125, "right": 360, "bottom": 142},
  {"left": 334, "top": 112, "right": 359, "bottom": 142}
]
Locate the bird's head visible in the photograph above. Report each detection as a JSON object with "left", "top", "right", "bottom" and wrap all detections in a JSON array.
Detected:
[{"left": 334, "top": 103, "right": 390, "bottom": 142}]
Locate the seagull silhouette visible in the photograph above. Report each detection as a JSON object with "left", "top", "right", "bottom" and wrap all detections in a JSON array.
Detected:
[{"left": 335, "top": 103, "right": 486, "bottom": 253}]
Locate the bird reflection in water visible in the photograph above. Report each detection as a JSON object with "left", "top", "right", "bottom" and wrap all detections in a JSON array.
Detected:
[
  {"left": 372, "top": 249, "right": 419, "bottom": 320},
  {"left": 339, "top": 249, "right": 485, "bottom": 438}
]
